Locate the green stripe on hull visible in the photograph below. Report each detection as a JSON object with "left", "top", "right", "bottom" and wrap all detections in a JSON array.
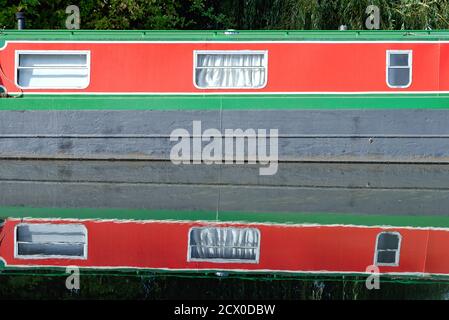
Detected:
[
  {"left": 2, "top": 29, "right": 449, "bottom": 41},
  {"left": 2, "top": 206, "right": 449, "bottom": 228},
  {"left": 2, "top": 94, "right": 449, "bottom": 110}
]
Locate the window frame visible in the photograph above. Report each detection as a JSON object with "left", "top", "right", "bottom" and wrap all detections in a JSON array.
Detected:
[
  {"left": 187, "top": 226, "right": 261, "bottom": 264},
  {"left": 14, "top": 223, "right": 88, "bottom": 260},
  {"left": 193, "top": 50, "right": 268, "bottom": 90},
  {"left": 386, "top": 50, "right": 412, "bottom": 89},
  {"left": 374, "top": 231, "right": 401, "bottom": 267},
  {"left": 15, "top": 50, "right": 91, "bottom": 90}
]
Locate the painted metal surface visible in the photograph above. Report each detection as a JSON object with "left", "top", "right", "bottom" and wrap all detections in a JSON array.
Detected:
[
  {"left": 2, "top": 30, "right": 449, "bottom": 42},
  {"left": 1, "top": 94, "right": 449, "bottom": 110},
  {"left": 2, "top": 110, "right": 449, "bottom": 161},
  {"left": 1, "top": 217, "right": 449, "bottom": 275}
]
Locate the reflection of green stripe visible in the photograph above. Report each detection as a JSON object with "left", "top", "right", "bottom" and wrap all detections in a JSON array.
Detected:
[
  {"left": 220, "top": 212, "right": 449, "bottom": 228},
  {"left": 0, "top": 207, "right": 216, "bottom": 222},
  {"left": 3, "top": 206, "right": 449, "bottom": 228},
  {"left": 2, "top": 94, "right": 449, "bottom": 110}
]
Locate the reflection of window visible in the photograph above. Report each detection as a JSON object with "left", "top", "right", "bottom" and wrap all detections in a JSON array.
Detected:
[
  {"left": 194, "top": 51, "right": 267, "bottom": 89},
  {"left": 15, "top": 223, "right": 87, "bottom": 259},
  {"left": 188, "top": 227, "right": 260, "bottom": 263},
  {"left": 387, "top": 50, "right": 412, "bottom": 88},
  {"left": 16, "top": 51, "right": 90, "bottom": 89},
  {"left": 375, "top": 232, "right": 401, "bottom": 266}
]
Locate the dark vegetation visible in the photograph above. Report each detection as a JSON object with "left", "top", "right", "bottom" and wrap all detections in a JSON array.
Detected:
[{"left": 1, "top": 270, "right": 448, "bottom": 299}]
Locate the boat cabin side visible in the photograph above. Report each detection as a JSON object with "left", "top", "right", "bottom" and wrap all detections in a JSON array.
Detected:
[{"left": 0, "top": 31, "right": 448, "bottom": 95}]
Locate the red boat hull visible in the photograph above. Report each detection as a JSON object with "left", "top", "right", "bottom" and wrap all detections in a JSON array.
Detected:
[{"left": 1, "top": 218, "right": 449, "bottom": 275}]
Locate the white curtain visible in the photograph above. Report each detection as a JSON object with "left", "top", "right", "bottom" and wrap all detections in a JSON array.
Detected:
[
  {"left": 195, "top": 53, "right": 266, "bottom": 88},
  {"left": 190, "top": 227, "right": 259, "bottom": 261}
]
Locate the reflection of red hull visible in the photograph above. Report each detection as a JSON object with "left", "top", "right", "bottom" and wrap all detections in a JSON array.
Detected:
[
  {"left": 1, "top": 218, "right": 449, "bottom": 275},
  {"left": 1, "top": 41, "right": 449, "bottom": 94}
]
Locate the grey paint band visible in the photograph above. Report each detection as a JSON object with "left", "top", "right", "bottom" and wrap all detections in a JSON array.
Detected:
[{"left": 2, "top": 109, "right": 449, "bottom": 161}]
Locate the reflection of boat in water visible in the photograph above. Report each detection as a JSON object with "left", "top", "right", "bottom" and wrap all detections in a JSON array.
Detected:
[
  {"left": 1, "top": 161, "right": 449, "bottom": 276},
  {"left": 2, "top": 30, "right": 449, "bottom": 276}
]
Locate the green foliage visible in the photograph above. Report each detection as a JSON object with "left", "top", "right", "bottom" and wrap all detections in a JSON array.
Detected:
[
  {"left": 0, "top": 0, "right": 232, "bottom": 30},
  {"left": 214, "top": 0, "right": 449, "bottom": 30},
  {"left": 0, "top": 0, "right": 448, "bottom": 30},
  {"left": 392, "top": 0, "right": 449, "bottom": 29},
  {"left": 338, "top": 0, "right": 395, "bottom": 30}
]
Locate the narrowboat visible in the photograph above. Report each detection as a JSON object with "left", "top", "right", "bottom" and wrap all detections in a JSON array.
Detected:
[{"left": 1, "top": 30, "right": 449, "bottom": 277}]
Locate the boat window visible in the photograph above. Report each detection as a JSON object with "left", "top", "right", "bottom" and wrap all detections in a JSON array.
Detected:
[
  {"left": 386, "top": 50, "right": 412, "bottom": 88},
  {"left": 375, "top": 231, "right": 401, "bottom": 266},
  {"left": 16, "top": 51, "right": 90, "bottom": 89},
  {"left": 194, "top": 51, "right": 267, "bottom": 89},
  {"left": 188, "top": 226, "right": 260, "bottom": 263},
  {"left": 15, "top": 223, "right": 87, "bottom": 259}
]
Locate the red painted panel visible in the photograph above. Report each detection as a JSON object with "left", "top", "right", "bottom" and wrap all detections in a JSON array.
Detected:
[
  {"left": 0, "top": 219, "right": 447, "bottom": 275},
  {"left": 420, "top": 230, "right": 449, "bottom": 274},
  {"left": 439, "top": 44, "right": 449, "bottom": 90},
  {"left": 0, "top": 42, "right": 445, "bottom": 93}
]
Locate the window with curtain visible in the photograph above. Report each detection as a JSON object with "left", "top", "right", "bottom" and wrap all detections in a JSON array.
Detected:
[
  {"left": 16, "top": 51, "right": 90, "bottom": 89},
  {"left": 188, "top": 227, "right": 260, "bottom": 263},
  {"left": 194, "top": 51, "right": 267, "bottom": 89},
  {"left": 375, "top": 232, "right": 401, "bottom": 266},
  {"left": 387, "top": 50, "right": 412, "bottom": 88},
  {"left": 15, "top": 223, "right": 87, "bottom": 259}
]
